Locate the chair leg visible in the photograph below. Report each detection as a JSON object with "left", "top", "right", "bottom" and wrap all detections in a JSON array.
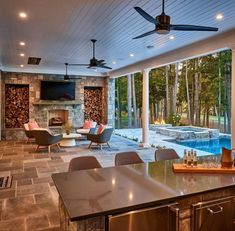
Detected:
[
  {"left": 107, "top": 142, "right": 110, "bottom": 148},
  {"left": 48, "top": 145, "right": 51, "bottom": 153},
  {"left": 88, "top": 142, "right": 92, "bottom": 149},
  {"left": 100, "top": 144, "right": 102, "bottom": 150},
  {"left": 36, "top": 145, "right": 39, "bottom": 152},
  {"left": 57, "top": 143, "right": 61, "bottom": 150}
]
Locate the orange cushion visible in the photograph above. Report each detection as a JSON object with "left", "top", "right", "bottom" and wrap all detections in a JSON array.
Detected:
[
  {"left": 83, "top": 120, "right": 93, "bottom": 129},
  {"left": 97, "top": 124, "right": 105, "bottom": 134},
  {"left": 28, "top": 121, "right": 39, "bottom": 130}
]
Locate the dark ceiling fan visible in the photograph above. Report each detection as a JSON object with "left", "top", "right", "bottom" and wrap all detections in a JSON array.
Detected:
[
  {"left": 64, "top": 63, "right": 82, "bottom": 80},
  {"left": 68, "top": 39, "right": 112, "bottom": 70},
  {"left": 133, "top": 0, "right": 218, "bottom": 39}
]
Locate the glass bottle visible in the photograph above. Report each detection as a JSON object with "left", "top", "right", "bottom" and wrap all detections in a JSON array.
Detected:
[
  {"left": 183, "top": 150, "right": 187, "bottom": 166},
  {"left": 193, "top": 151, "right": 197, "bottom": 167},
  {"left": 187, "top": 151, "right": 192, "bottom": 167}
]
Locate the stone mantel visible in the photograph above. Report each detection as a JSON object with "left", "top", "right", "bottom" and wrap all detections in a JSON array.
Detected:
[{"left": 33, "top": 100, "right": 81, "bottom": 106}]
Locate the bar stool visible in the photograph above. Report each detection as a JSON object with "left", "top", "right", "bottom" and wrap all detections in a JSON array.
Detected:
[
  {"left": 115, "top": 151, "right": 144, "bottom": 166},
  {"left": 68, "top": 156, "right": 102, "bottom": 172},
  {"left": 155, "top": 148, "right": 180, "bottom": 161}
]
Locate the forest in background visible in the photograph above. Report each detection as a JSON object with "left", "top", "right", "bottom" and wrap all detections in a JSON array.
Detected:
[{"left": 115, "top": 49, "right": 231, "bottom": 133}]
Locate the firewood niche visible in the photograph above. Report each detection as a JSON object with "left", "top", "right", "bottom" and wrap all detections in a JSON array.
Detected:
[
  {"left": 5, "top": 84, "right": 29, "bottom": 128},
  {"left": 84, "top": 87, "right": 103, "bottom": 123}
]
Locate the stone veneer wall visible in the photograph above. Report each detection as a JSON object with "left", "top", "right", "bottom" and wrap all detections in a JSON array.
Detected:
[{"left": 1, "top": 72, "right": 115, "bottom": 140}]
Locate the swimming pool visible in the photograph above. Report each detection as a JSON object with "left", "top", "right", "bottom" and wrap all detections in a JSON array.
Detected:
[{"left": 168, "top": 137, "right": 231, "bottom": 154}]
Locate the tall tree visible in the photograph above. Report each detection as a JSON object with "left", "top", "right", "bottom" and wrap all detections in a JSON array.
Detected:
[
  {"left": 165, "top": 65, "right": 169, "bottom": 118},
  {"left": 173, "top": 63, "right": 178, "bottom": 114},
  {"left": 127, "top": 74, "right": 132, "bottom": 128},
  {"left": 185, "top": 60, "right": 191, "bottom": 124},
  {"left": 131, "top": 74, "right": 137, "bottom": 128},
  {"left": 195, "top": 58, "right": 200, "bottom": 126}
]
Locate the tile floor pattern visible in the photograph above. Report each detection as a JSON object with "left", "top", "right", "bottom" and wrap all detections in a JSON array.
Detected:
[{"left": 0, "top": 135, "right": 156, "bottom": 231}]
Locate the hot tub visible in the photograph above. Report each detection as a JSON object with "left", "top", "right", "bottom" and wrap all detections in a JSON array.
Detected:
[{"left": 155, "top": 126, "right": 219, "bottom": 140}]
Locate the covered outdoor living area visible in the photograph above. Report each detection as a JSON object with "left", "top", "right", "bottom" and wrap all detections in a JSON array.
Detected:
[
  {"left": 1, "top": 0, "right": 235, "bottom": 231},
  {"left": 111, "top": 29, "right": 235, "bottom": 156}
]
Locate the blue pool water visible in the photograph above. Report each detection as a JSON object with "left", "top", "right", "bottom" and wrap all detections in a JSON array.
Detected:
[{"left": 168, "top": 137, "right": 231, "bottom": 154}]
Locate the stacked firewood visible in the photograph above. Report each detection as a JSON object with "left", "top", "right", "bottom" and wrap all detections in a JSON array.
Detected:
[
  {"left": 84, "top": 87, "right": 103, "bottom": 123},
  {"left": 5, "top": 84, "right": 29, "bottom": 128}
]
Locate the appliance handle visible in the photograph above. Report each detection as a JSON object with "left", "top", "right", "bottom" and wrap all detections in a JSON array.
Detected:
[
  {"left": 207, "top": 205, "right": 223, "bottom": 214},
  {"left": 170, "top": 205, "right": 180, "bottom": 231}
]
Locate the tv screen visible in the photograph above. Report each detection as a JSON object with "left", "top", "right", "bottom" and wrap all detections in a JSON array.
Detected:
[{"left": 40, "top": 81, "right": 75, "bottom": 100}]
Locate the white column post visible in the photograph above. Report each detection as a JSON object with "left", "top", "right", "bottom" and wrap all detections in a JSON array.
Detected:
[
  {"left": 231, "top": 49, "right": 235, "bottom": 149},
  {"left": 141, "top": 68, "right": 151, "bottom": 147}
]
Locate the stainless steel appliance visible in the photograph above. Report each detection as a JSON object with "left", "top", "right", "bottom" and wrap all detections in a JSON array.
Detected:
[
  {"left": 191, "top": 196, "right": 234, "bottom": 231},
  {"left": 107, "top": 202, "right": 179, "bottom": 231}
]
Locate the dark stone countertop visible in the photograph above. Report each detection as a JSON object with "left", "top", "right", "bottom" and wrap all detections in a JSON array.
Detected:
[{"left": 52, "top": 157, "right": 235, "bottom": 221}]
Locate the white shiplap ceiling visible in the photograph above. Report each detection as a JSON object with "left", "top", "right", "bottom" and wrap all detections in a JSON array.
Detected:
[{"left": 0, "top": 0, "right": 235, "bottom": 76}]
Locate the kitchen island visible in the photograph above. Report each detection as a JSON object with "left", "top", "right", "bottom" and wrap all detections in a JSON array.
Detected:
[{"left": 52, "top": 158, "right": 235, "bottom": 231}]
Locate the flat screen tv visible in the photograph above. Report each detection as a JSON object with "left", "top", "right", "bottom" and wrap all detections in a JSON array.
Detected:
[{"left": 40, "top": 81, "right": 75, "bottom": 100}]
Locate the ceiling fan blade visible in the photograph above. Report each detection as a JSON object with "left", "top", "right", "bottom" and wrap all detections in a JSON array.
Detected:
[
  {"left": 133, "top": 30, "right": 156, "bottom": 39},
  {"left": 97, "top": 59, "right": 105, "bottom": 63},
  {"left": 97, "top": 65, "right": 112, "bottom": 70},
  {"left": 134, "top": 7, "right": 159, "bottom": 25},
  {"left": 68, "top": 63, "right": 89, "bottom": 66},
  {"left": 170, "top": 24, "right": 218, "bottom": 31}
]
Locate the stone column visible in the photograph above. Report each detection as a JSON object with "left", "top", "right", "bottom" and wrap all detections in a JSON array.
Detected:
[
  {"left": 127, "top": 74, "right": 132, "bottom": 128},
  {"left": 231, "top": 49, "right": 235, "bottom": 149},
  {"left": 107, "top": 78, "right": 115, "bottom": 127},
  {"left": 141, "top": 68, "right": 151, "bottom": 147}
]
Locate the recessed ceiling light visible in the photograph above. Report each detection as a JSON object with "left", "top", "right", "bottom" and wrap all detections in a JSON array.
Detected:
[
  {"left": 169, "top": 35, "right": 175, "bottom": 40},
  {"left": 216, "top": 13, "right": 223, "bottom": 21},
  {"left": 20, "top": 64, "right": 24, "bottom": 67},
  {"left": 19, "top": 12, "right": 27, "bottom": 19},
  {"left": 130, "top": 53, "right": 134, "bottom": 57},
  {"left": 20, "top": 53, "right": 25, "bottom": 57},
  {"left": 19, "top": 41, "right": 25, "bottom": 46},
  {"left": 112, "top": 61, "right": 116, "bottom": 65}
]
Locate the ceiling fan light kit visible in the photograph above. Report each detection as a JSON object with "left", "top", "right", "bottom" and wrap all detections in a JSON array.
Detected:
[{"left": 133, "top": 0, "right": 218, "bottom": 39}]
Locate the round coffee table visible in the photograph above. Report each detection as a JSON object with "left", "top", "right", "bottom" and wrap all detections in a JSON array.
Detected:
[{"left": 60, "top": 133, "right": 81, "bottom": 147}]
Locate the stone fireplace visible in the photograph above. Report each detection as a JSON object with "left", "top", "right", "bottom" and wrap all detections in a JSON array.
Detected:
[
  {"left": 48, "top": 109, "right": 69, "bottom": 126},
  {"left": 0, "top": 72, "right": 115, "bottom": 140},
  {"left": 33, "top": 102, "right": 83, "bottom": 130}
]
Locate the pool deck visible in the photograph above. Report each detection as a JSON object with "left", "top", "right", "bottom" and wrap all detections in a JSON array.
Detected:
[{"left": 115, "top": 128, "right": 213, "bottom": 157}]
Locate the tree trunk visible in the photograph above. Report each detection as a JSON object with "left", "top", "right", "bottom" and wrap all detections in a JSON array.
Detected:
[
  {"left": 203, "top": 107, "right": 206, "bottom": 127},
  {"left": 165, "top": 65, "right": 169, "bottom": 119},
  {"left": 127, "top": 74, "right": 132, "bottom": 128},
  {"left": 185, "top": 60, "right": 191, "bottom": 124},
  {"left": 131, "top": 74, "right": 137, "bottom": 128},
  {"left": 173, "top": 63, "right": 178, "bottom": 114},
  {"left": 195, "top": 59, "right": 200, "bottom": 126},
  {"left": 224, "top": 71, "right": 227, "bottom": 133},
  {"left": 206, "top": 107, "right": 210, "bottom": 127},
  {"left": 226, "top": 63, "right": 231, "bottom": 133},
  {"left": 116, "top": 78, "right": 122, "bottom": 128}
]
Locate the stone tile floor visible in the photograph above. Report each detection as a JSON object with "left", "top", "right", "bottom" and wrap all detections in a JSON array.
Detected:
[{"left": 0, "top": 135, "right": 156, "bottom": 231}]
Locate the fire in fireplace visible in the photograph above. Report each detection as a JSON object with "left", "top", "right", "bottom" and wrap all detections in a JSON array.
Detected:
[{"left": 48, "top": 110, "right": 68, "bottom": 126}]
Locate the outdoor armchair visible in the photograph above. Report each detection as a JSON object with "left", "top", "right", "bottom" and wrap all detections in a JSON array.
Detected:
[
  {"left": 32, "top": 130, "right": 63, "bottom": 153},
  {"left": 87, "top": 127, "right": 113, "bottom": 149}
]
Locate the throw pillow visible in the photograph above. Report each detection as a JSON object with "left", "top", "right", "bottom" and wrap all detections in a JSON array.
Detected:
[
  {"left": 28, "top": 121, "right": 39, "bottom": 130},
  {"left": 97, "top": 124, "right": 105, "bottom": 134},
  {"left": 83, "top": 120, "right": 93, "bottom": 129}
]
